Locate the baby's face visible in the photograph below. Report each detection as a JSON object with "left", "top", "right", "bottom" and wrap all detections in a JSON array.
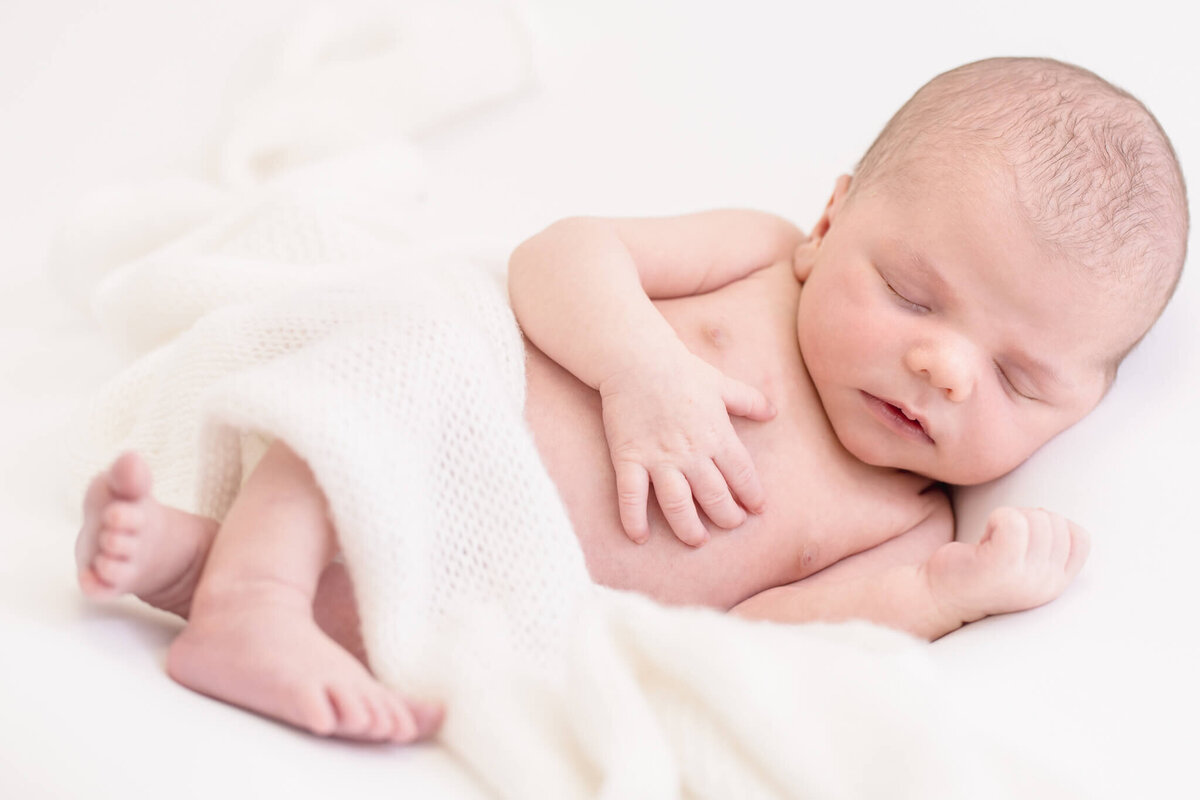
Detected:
[{"left": 796, "top": 164, "right": 1135, "bottom": 485}]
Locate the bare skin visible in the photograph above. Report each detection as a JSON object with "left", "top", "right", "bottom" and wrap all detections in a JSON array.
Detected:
[
  {"left": 75, "top": 451, "right": 210, "bottom": 619},
  {"left": 76, "top": 448, "right": 441, "bottom": 744},
  {"left": 75, "top": 451, "right": 366, "bottom": 660}
]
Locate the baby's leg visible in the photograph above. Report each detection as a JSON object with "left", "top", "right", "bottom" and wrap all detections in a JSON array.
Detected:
[
  {"left": 163, "top": 441, "right": 442, "bottom": 743},
  {"left": 75, "top": 452, "right": 366, "bottom": 661}
]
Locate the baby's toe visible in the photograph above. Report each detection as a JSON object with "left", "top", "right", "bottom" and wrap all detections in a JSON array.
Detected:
[
  {"left": 107, "top": 452, "right": 152, "bottom": 500},
  {"left": 327, "top": 686, "right": 372, "bottom": 738},
  {"left": 77, "top": 474, "right": 112, "bottom": 566},
  {"left": 357, "top": 707, "right": 392, "bottom": 743},
  {"left": 92, "top": 553, "right": 135, "bottom": 589},
  {"left": 99, "top": 529, "right": 138, "bottom": 560},
  {"left": 102, "top": 501, "right": 144, "bottom": 532},
  {"left": 78, "top": 565, "right": 117, "bottom": 597},
  {"left": 410, "top": 699, "right": 445, "bottom": 741},
  {"left": 384, "top": 693, "right": 420, "bottom": 743},
  {"left": 83, "top": 472, "right": 112, "bottom": 517},
  {"left": 296, "top": 686, "right": 338, "bottom": 737},
  {"left": 363, "top": 694, "right": 398, "bottom": 741}
]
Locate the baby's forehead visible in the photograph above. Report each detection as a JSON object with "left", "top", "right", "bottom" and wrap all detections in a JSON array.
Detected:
[
  {"left": 986, "top": 243, "right": 1147, "bottom": 381},
  {"left": 888, "top": 131, "right": 1178, "bottom": 343},
  {"left": 975, "top": 259, "right": 1130, "bottom": 391},
  {"left": 858, "top": 59, "right": 1186, "bottom": 318}
]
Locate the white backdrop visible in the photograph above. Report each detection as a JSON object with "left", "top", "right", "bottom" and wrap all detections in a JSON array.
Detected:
[{"left": 1, "top": 1, "right": 1196, "bottom": 798}]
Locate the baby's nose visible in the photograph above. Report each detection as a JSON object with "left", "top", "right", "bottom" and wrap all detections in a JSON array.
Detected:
[{"left": 904, "top": 341, "right": 975, "bottom": 402}]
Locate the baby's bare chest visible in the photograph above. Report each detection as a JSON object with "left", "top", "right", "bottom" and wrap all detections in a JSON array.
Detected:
[{"left": 523, "top": 261, "right": 938, "bottom": 609}]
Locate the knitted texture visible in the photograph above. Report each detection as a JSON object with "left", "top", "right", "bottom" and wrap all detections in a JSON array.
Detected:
[{"left": 61, "top": 173, "right": 587, "bottom": 689}]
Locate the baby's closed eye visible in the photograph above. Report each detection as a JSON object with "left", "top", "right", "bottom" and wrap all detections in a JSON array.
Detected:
[{"left": 878, "top": 270, "right": 928, "bottom": 312}]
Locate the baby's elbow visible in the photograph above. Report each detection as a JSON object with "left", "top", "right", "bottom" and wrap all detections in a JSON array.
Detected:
[
  {"left": 508, "top": 217, "right": 608, "bottom": 278},
  {"left": 510, "top": 217, "right": 579, "bottom": 267},
  {"left": 508, "top": 217, "right": 583, "bottom": 301},
  {"left": 507, "top": 226, "right": 552, "bottom": 290}
]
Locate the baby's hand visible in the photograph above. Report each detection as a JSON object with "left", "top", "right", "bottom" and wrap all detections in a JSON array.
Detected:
[
  {"left": 598, "top": 350, "right": 776, "bottom": 546},
  {"left": 924, "top": 507, "right": 1091, "bottom": 624}
]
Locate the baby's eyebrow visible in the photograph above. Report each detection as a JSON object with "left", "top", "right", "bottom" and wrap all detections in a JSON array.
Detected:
[
  {"left": 1007, "top": 352, "right": 1066, "bottom": 395},
  {"left": 895, "top": 242, "right": 954, "bottom": 299}
]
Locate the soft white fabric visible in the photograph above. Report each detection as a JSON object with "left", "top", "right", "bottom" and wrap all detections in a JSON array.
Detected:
[{"left": 52, "top": 5, "right": 1087, "bottom": 798}]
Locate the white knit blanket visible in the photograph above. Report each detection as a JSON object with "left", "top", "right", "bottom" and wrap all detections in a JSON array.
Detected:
[{"left": 53, "top": 5, "right": 1080, "bottom": 798}]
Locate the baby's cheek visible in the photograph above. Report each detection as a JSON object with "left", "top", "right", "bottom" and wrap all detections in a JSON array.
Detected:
[
  {"left": 797, "top": 313, "right": 837, "bottom": 378},
  {"left": 948, "top": 419, "right": 1029, "bottom": 485},
  {"left": 799, "top": 279, "right": 864, "bottom": 373}
]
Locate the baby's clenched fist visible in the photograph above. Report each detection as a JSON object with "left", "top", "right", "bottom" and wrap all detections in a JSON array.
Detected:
[{"left": 923, "top": 506, "right": 1091, "bottom": 625}]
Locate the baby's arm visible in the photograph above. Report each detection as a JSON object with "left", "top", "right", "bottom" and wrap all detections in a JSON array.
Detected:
[
  {"left": 509, "top": 211, "right": 804, "bottom": 546},
  {"left": 731, "top": 504, "right": 1090, "bottom": 641}
]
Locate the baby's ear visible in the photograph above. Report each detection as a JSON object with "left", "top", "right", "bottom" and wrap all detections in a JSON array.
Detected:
[
  {"left": 794, "top": 174, "right": 852, "bottom": 282},
  {"left": 792, "top": 237, "right": 819, "bottom": 282}
]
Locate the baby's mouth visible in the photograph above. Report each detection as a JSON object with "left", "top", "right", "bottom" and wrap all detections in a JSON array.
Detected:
[
  {"left": 863, "top": 392, "right": 933, "bottom": 442},
  {"left": 888, "top": 401, "right": 923, "bottom": 429}
]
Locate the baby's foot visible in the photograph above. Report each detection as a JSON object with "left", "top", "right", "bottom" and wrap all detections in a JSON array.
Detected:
[
  {"left": 75, "top": 451, "right": 215, "bottom": 617},
  {"left": 167, "top": 580, "right": 443, "bottom": 743},
  {"left": 925, "top": 506, "right": 1091, "bottom": 623}
]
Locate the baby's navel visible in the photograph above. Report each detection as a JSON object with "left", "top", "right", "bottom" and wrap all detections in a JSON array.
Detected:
[
  {"left": 799, "top": 542, "right": 819, "bottom": 571},
  {"left": 703, "top": 322, "right": 729, "bottom": 348}
]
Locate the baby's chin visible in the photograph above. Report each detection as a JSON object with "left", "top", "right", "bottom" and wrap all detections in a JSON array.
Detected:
[
  {"left": 915, "top": 452, "right": 1033, "bottom": 487},
  {"left": 839, "top": 429, "right": 1024, "bottom": 486},
  {"left": 834, "top": 426, "right": 933, "bottom": 476}
]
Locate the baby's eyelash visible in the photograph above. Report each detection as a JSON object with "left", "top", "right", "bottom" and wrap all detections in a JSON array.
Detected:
[
  {"left": 884, "top": 279, "right": 926, "bottom": 312},
  {"left": 995, "top": 363, "right": 1033, "bottom": 400}
]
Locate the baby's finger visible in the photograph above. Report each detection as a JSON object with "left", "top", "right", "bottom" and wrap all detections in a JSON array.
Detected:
[
  {"left": 722, "top": 378, "right": 777, "bottom": 422},
  {"left": 1024, "top": 508, "right": 1054, "bottom": 564},
  {"left": 1047, "top": 514, "right": 1073, "bottom": 568},
  {"left": 685, "top": 459, "right": 746, "bottom": 530},
  {"left": 984, "top": 507, "right": 1029, "bottom": 563},
  {"left": 614, "top": 461, "right": 650, "bottom": 544},
  {"left": 1063, "top": 520, "right": 1091, "bottom": 581},
  {"left": 714, "top": 440, "right": 766, "bottom": 514},
  {"left": 651, "top": 468, "right": 709, "bottom": 547}
]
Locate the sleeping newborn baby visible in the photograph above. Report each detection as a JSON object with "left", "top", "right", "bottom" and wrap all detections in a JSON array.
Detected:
[{"left": 73, "top": 57, "right": 1188, "bottom": 744}]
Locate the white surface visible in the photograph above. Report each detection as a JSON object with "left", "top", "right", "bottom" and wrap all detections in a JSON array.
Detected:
[{"left": 1, "top": 1, "right": 1196, "bottom": 798}]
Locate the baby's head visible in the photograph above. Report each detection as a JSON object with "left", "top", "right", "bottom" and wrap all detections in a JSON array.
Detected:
[{"left": 795, "top": 57, "right": 1189, "bottom": 485}]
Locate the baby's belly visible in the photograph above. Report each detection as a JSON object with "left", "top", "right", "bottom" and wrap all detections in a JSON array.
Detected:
[{"left": 521, "top": 338, "right": 931, "bottom": 610}]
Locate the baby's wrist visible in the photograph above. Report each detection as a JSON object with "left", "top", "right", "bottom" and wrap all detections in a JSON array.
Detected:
[
  {"left": 919, "top": 562, "right": 984, "bottom": 631},
  {"left": 597, "top": 338, "right": 693, "bottom": 395}
]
